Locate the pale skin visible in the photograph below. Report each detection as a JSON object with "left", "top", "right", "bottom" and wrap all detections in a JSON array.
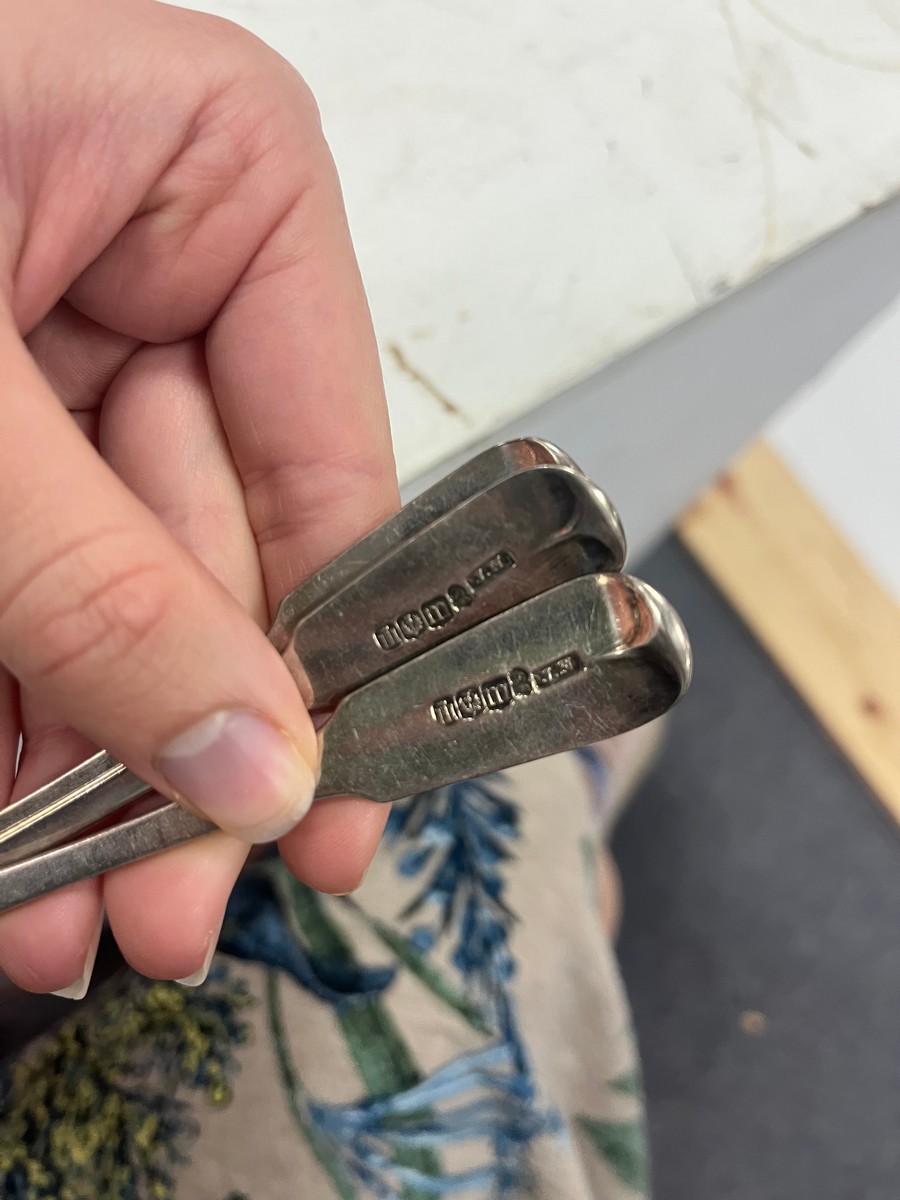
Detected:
[{"left": 0, "top": 0, "right": 400, "bottom": 994}]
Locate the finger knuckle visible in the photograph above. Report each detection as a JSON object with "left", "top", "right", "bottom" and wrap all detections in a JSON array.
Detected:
[
  {"left": 245, "top": 451, "right": 395, "bottom": 553},
  {"left": 199, "top": 13, "right": 322, "bottom": 131},
  {"left": 31, "top": 555, "right": 174, "bottom": 685}
]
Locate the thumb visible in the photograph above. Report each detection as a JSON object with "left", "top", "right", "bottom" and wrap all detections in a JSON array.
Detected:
[{"left": 0, "top": 322, "right": 317, "bottom": 842}]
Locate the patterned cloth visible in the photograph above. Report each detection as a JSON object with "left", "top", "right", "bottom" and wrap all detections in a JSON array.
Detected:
[{"left": 0, "top": 731, "right": 660, "bottom": 1200}]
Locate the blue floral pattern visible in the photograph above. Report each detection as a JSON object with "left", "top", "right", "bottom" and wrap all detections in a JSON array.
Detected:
[{"left": 0, "top": 761, "right": 650, "bottom": 1200}]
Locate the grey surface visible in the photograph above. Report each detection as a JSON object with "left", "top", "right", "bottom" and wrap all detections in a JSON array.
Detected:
[
  {"left": 614, "top": 539, "right": 900, "bottom": 1200},
  {"left": 406, "top": 194, "right": 900, "bottom": 566}
]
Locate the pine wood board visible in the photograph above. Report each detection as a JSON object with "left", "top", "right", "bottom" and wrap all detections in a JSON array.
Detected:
[{"left": 678, "top": 441, "right": 900, "bottom": 822}]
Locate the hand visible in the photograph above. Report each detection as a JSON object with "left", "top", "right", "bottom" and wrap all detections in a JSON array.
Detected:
[{"left": 0, "top": 0, "right": 398, "bottom": 995}]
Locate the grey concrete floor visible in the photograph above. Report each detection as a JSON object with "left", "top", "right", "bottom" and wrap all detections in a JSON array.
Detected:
[{"left": 614, "top": 539, "right": 900, "bottom": 1200}]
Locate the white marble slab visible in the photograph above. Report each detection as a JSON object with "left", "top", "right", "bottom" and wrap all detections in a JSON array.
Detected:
[{"left": 177, "top": 0, "right": 900, "bottom": 482}]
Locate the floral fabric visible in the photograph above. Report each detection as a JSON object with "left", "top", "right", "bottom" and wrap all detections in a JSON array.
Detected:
[{"left": 1, "top": 743, "right": 652, "bottom": 1200}]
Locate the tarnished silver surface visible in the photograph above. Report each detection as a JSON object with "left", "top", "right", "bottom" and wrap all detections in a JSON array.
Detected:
[
  {"left": 0, "top": 574, "right": 691, "bottom": 913},
  {"left": 284, "top": 465, "right": 627, "bottom": 708},
  {"left": 0, "top": 456, "right": 626, "bottom": 868},
  {"left": 0, "top": 440, "right": 689, "bottom": 916},
  {"left": 313, "top": 572, "right": 691, "bottom": 800},
  {"left": 269, "top": 437, "right": 585, "bottom": 649},
  {"left": 0, "top": 806, "right": 216, "bottom": 914},
  {"left": 0, "top": 753, "right": 149, "bottom": 866}
]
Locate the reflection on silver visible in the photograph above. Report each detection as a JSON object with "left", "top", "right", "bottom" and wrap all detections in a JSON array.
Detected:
[{"left": 0, "top": 441, "right": 689, "bottom": 917}]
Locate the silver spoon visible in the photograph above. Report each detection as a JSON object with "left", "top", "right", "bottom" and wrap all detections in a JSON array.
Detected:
[{"left": 0, "top": 573, "right": 691, "bottom": 914}]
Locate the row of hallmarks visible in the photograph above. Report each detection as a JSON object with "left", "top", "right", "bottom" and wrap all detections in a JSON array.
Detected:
[
  {"left": 373, "top": 549, "right": 517, "bottom": 652},
  {"left": 430, "top": 651, "right": 584, "bottom": 726}
]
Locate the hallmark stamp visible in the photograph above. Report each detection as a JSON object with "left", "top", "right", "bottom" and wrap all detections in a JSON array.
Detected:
[
  {"left": 429, "top": 652, "right": 584, "bottom": 726},
  {"left": 373, "top": 549, "right": 517, "bottom": 652}
]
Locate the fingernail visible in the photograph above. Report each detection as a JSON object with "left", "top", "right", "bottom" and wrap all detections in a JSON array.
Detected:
[
  {"left": 331, "top": 862, "right": 371, "bottom": 897},
  {"left": 51, "top": 908, "right": 104, "bottom": 1001},
  {"left": 156, "top": 709, "right": 316, "bottom": 843},
  {"left": 176, "top": 929, "right": 219, "bottom": 988}
]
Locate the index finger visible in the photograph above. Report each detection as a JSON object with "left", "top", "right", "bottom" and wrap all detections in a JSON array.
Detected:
[
  {"left": 207, "top": 145, "right": 398, "bottom": 613},
  {"left": 201, "top": 75, "right": 399, "bottom": 884}
]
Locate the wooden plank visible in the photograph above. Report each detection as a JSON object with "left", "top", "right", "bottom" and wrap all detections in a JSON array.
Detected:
[{"left": 678, "top": 441, "right": 900, "bottom": 821}]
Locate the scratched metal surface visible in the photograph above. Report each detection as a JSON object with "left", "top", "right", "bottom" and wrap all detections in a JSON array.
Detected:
[{"left": 0, "top": 572, "right": 691, "bottom": 912}]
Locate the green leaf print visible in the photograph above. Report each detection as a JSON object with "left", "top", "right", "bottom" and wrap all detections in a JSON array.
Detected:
[
  {"left": 609, "top": 1066, "right": 644, "bottom": 1099},
  {"left": 576, "top": 1115, "right": 649, "bottom": 1193},
  {"left": 341, "top": 898, "right": 491, "bottom": 1034},
  {"left": 265, "top": 969, "right": 358, "bottom": 1200},
  {"left": 271, "top": 870, "right": 441, "bottom": 1200}
]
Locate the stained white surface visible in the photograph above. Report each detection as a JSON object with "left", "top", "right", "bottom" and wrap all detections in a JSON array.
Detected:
[
  {"left": 404, "top": 195, "right": 900, "bottom": 564},
  {"left": 768, "top": 296, "right": 900, "bottom": 604},
  {"left": 176, "top": 0, "right": 900, "bottom": 486}
]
